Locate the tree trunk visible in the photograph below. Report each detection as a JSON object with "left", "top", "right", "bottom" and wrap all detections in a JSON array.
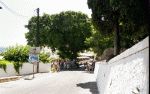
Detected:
[{"left": 114, "top": 11, "right": 120, "bottom": 56}]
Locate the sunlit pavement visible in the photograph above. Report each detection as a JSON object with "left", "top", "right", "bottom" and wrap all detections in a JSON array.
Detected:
[{"left": 0, "top": 71, "right": 99, "bottom": 94}]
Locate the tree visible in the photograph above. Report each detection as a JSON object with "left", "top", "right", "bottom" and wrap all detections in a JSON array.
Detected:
[
  {"left": 25, "top": 14, "right": 50, "bottom": 47},
  {"left": 87, "top": 0, "right": 149, "bottom": 56},
  {"left": 25, "top": 11, "right": 92, "bottom": 60},
  {"left": 86, "top": 26, "right": 113, "bottom": 56}
]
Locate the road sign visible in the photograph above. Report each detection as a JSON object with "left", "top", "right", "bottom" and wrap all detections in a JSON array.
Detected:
[
  {"left": 29, "top": 54, "right": 39, "bottom": 63},
  {"left": 29, "top": 47, "right": 40, "bottom": 54}
]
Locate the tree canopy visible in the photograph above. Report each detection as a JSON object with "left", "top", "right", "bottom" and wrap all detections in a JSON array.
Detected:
[
  {"left": 87, "top": 0, "right": 149, "bottom": 35},
  {"left": 86, "top": 26, "right": 113, "bottom": 56},
  {"left": 25, "top": 11, "right": 92, "bottom": 60},
  {"left": 87, "top": 0, "right": 149, "bottom": 55}
]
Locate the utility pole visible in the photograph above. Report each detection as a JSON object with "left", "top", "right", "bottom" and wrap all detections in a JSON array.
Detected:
[{"left": 36, "top": 8, "right": 40, "bottom": 73}]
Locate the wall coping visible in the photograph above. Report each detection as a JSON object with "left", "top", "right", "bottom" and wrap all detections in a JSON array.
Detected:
[
  {"left": 96, "top": 60, "right": 107, "bottom": 64},
  {"left": 108, "top": 36, "right": 149, "bottom": 64}
]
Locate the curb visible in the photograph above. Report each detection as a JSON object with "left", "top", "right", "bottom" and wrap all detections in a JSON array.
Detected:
[{"left": 0, "top": 76, "right": 22, "bottom": 83}]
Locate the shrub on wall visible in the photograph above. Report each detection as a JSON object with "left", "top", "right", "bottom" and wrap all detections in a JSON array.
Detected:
[
  {"left": 2, "top": 45, "right": 30, "bottom": 74},
  {"left": 39, "top": 53, "right": 50, "bottom": 63},
  {"left": 1, "top": 45, "right": 52, "bottom": 74},
  {"left": 13, "top": 62, "right": 23, "bottom": 74},
  {"left": 3, "top": 45, "right": 30, "bottom": 62},
  {"left": 0, "top": 60, "right": 11, "bottom": 72}
]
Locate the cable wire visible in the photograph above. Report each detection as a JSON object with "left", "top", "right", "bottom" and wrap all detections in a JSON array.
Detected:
[{"left": 0, "top": 0, "right": 32, "bottom": 18}]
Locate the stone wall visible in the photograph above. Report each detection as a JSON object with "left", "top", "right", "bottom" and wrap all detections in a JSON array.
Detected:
[{"left": 95, "top": 37, "right": 149, "bottom": 94}]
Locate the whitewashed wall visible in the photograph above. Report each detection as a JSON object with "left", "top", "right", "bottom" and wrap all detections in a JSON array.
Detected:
[
  {"left": 39, "top": 63, "right": 51, "bottom": 73},
  {"left": 95, "top": 37, "right": 149, "bottom": 94},
  {"left": 0, "top": 63, "right": 51, "bottom": 77},
  {"left": 0, "top": 64, "right": 17, "bottom": 77},
  {"left": 94, "top": 60, "right": 106, "bottom": 79}
]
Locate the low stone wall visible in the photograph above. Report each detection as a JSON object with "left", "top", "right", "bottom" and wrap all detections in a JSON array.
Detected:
[
  {"left": 95, "top": 37, "right": 149, "bottom": 94},
  {"left": 0, "top": 63, "right": 51, "bottom": 77}
]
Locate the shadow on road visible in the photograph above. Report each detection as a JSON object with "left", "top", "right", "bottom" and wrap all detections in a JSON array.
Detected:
[{"left": 76, "top": 82, "right": 99, "bottom": 94}]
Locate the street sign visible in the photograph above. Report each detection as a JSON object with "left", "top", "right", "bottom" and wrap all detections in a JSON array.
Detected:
[
  {"left": 29, "top": 54, "right": 39, "bottom": 63},
  {"left": 28, "top": 47, "right": 40, "bottom": 79},
  {"left": 29, "top": 47, "right": 40, "bottom": 54}
]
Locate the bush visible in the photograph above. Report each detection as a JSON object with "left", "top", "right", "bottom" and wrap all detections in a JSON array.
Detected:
[
  {"left": 2, "top": 45, "right": 31, "bottom": 74},
  {"left": 13, "top": 62, "right": 23, "bottom": 74},
  {"left": 2, "top": 45, "right": 51, "bottom": 73},
  {"left": 0, "top": 60, "right": 23, "bottom": 74},
  {"left": 0, "top": 60, "right": 12, "bottom": 72},
  {"left": 3, "top": 45, "right": 30, "bottom": 63},
  {"left": 39, "top": 53, "right": 50, "bottom": 63}
]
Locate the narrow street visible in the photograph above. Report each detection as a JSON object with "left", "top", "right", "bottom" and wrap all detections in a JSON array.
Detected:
[{"left": 0, "top": 71, "right": 98, "bottom": 94}]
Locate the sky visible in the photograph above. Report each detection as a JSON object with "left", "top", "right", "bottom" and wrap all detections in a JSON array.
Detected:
[{"left": 0, "top": 0, "right": 92, "bottom": 47}]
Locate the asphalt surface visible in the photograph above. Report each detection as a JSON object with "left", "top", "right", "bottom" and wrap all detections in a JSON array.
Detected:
[{"left": 0, "top": 71, "right": 99, "bottom": 94}]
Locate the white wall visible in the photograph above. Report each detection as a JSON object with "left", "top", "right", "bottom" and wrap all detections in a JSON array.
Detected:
[
  {"left": 20, "top": 63, "right": 37, "bottom": 75},
  {"left": 0, "top": 63, "right": 51, "bottom": 77},
  {"left": 0, "top": 64, "right": 17, "bottom": 77},
  {"left": 94, "top": 60, "right": 106, "bottom": 79},
  {"left": 39, "top": 63, "right": 51, "bottom": 73},
  {"left": 95, "top": 37, "right": 149, "bottom": 94}
]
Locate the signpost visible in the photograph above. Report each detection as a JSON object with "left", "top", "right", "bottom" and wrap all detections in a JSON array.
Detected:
[
  {"left": 28, "top": 47, "right": 40, "bottom": 79},
  {"left": 29, "top": 54, "right": 39, "bottom": 78},
  {"left": 29, "top": 47, "right": 40, "bottom": 54}
]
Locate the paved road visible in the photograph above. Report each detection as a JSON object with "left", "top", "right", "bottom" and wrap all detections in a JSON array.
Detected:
[{"left": 0, "top": 71, "right": 99, "bottom": 94}]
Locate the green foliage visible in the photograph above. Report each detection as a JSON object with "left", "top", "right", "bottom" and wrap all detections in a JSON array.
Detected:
[
  {"left": 39, "top": 53, "right": 50, "bottom": 63},
  {"left": 0, "top": 60, "right": 11, "bottom": 72},
  {"left": 87, "top": 0, "right": 149, "bottom": 48},
  {"left": 3, "top": 45, "right": 30, "bottom": 63},
  {"left": 86, "top": 27, "right": 113, "bottom": 56},
  {"left": 25, "top": 11, "right": 92, "bottom": 59},
  {"left": 50, "top": 11, "right": 92, "bottom": 59},
  {"left": 2, "top": 45, "right": 30, "bottom": 74},
  {"left": 13, "top": 62, "right": 23, "bottom": 74}
]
